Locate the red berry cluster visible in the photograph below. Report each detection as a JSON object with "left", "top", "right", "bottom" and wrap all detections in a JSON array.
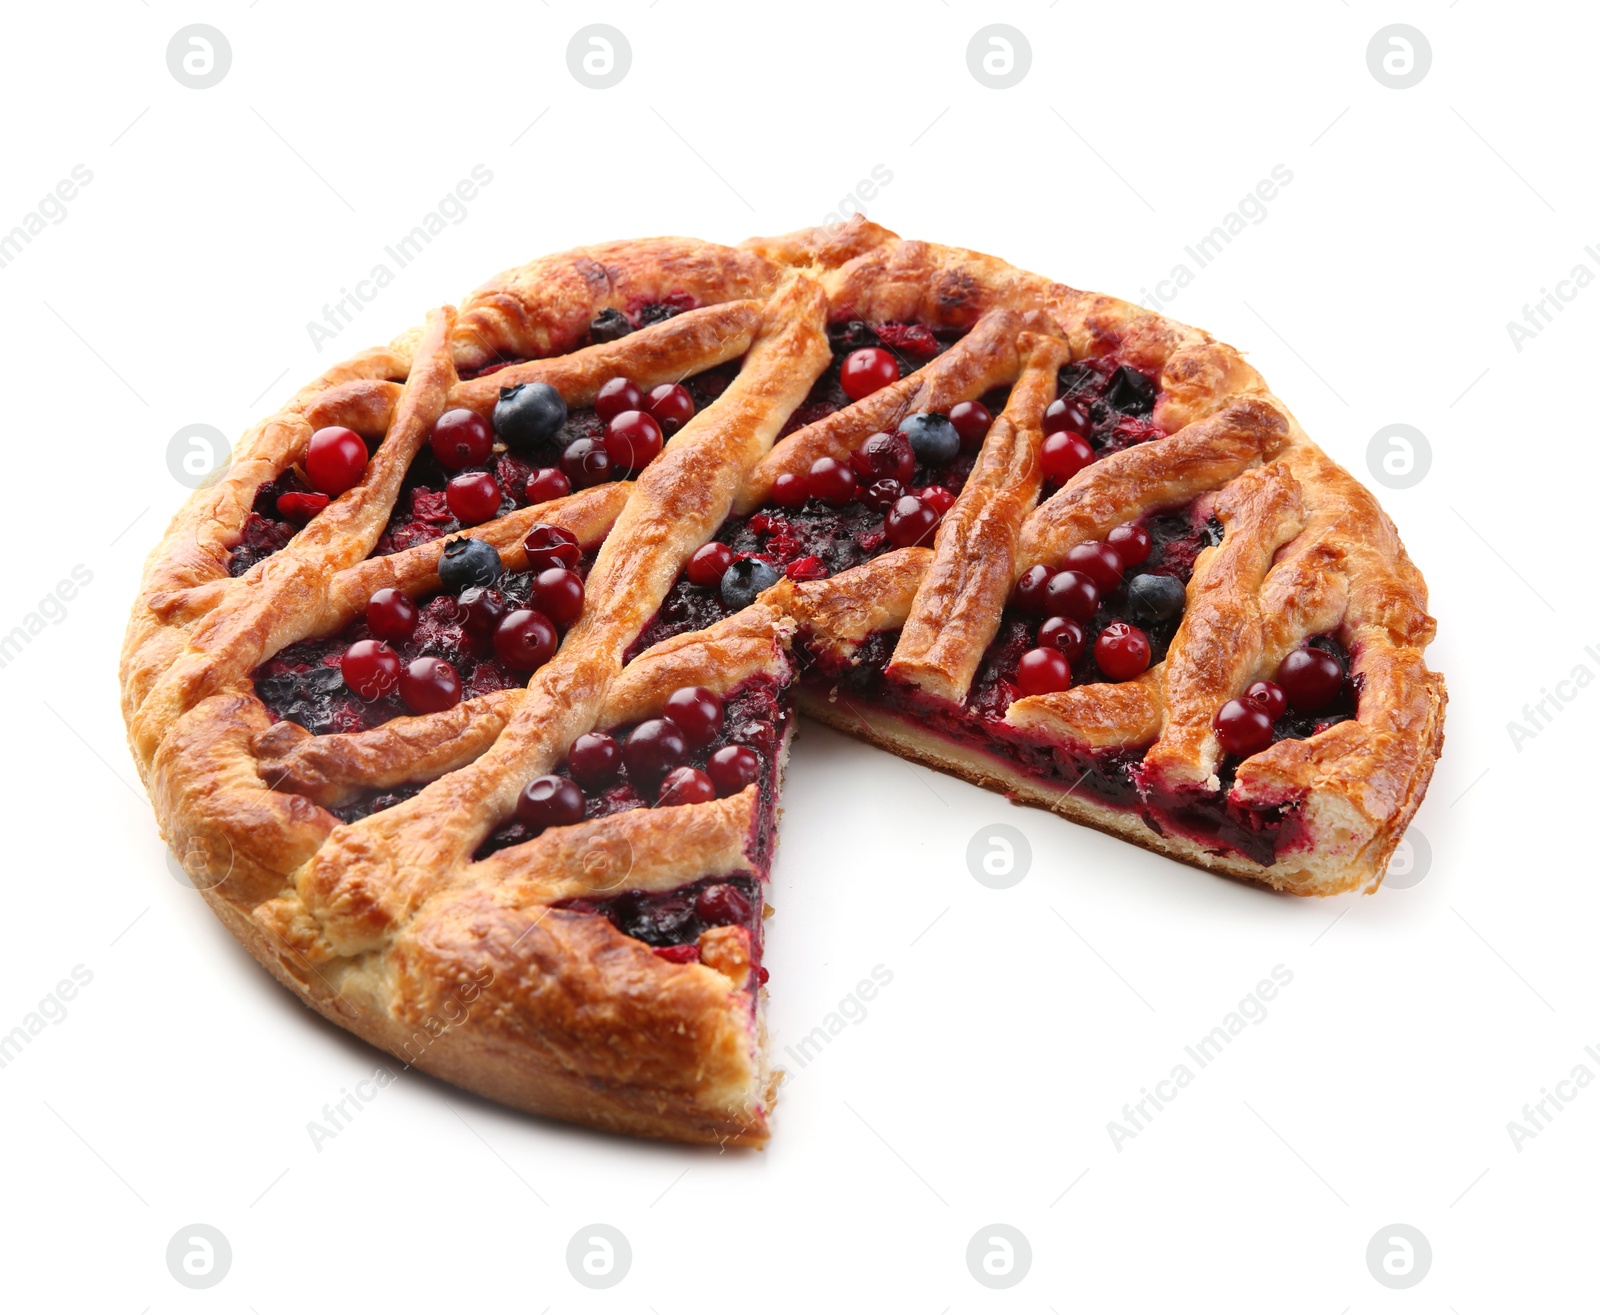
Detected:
[
  {"left": 1213, "top": 645, "right": 1347, "bottom": 757},
  {"left": 540, "top": 375, "right": 694, "bottom": 494},
  {"left": 1040, "top": 393, "right": 1096, "bottom": 484}
]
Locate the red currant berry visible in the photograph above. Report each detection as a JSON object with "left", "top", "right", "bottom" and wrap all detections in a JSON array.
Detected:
[
  {"left": 1044, "top": 570, "right": 1100, "bottom": 621},
  {"left": 1038, "top": 615, "right": 1086, "bottom": 661},
  {"left": 885, "top": 494, "right": 939, "bottom": 549},
  {"left": 662, "top": 686, "right": 724, "bottom": 749},
  {"left": 305, "top": 426, "right": 368, "bottom": 496},
  {"left": 860, "top": 478, "right": 905, "bottom": 510},
  {"left": 340, "top": 639, "right": 402, "bottom": 700},
  {"left": 1063, "top": 541, "right": 1124, "bottom": 593},
  {"left": 524, "top": 466, "right": 571, "bottom": 504},
  {"left": 1106, "top": 521, "right": 1151, "bottom": 568},
  {"left": 446, "top": 471, "right": 502, "bottom": 525},
  {"left": 594, "top": 376, "right": 644, "bottom": 423},
  {"left": 1043, "top": 396, "right": 1091, "bottom": 436},
  {"left": 807, "top": 456, "right": 857, "bottom": 506},
  {"left": 560, "top": 436, "right": 613, "bottom": 488},
  {"left": 1214, "top": 698, "right": 1275, "bottom": 757},
  {"left": 276, "top": 491, "right": 329, "bottom": 522},
  {"left": 770, "top": 471, "right": 810, "bottom": 508},
  {"left": 567, "top": 731, "right": 622, "bottom": 788},
  {"left": 695, "top": 881, "right": 752, "bottom": 925},
  {"left": 523, "top": 523, "right": 581, "bottom": 571},
  {"left": 1275, "top": 647, "right": 1345, "bottom": 713},
  {"left": 1015, "top": 565, "right": 1053, "bottom": 612},
  {"left": 839, "top": 347, "right": 899, "bottom": 400},
  {"left": 851, "top": 432, "right": 915, "bottom": 484},
  {"left": 646, "top": 383, "right": 695, "bottom": 434},
  {"left": 493, "top": 609, "right": 558, "bottom": 671},
  {"left": 1041, "top": 431, "right": 1095, "bottom": 484},
  {"left": 707, "top": 745, "right": 761, "bottom": 796},
  {"left": 624, "top": 718, "right": 688, "bottom": 789},
  {"left": 430, "top": 408, "right": 493, "bottom": 470},
  {"left": 919, "top": 486, "right": 956, "bottom": 517},
  {"left": 517, "top": 774, "right": 585, "bottom": 832},
  {"left": 400, "top": 657, "right": 463, "bottom": 714},
  {"left": 949, "top": 400, "right": 993, "bottom": 449},
  {"left": 1246, "top": 679, "right": 1288, "bottom": 721},
  {"left": 658, "top": 766, "right": 716, "bottom": 807},
  {"left": 603, "top": 410, "right": 664, "bottom": 471},
  {"left": 531, "top": 567, "right": 585, "bottom": 629},
  {"left": 687, "top": 542, "right": 735, "bottom": 587},
  {"left": 1017, "top": 646, "right": 1073, "bottom": 696},
  {"left": 366, "top": 587, "right": 419, "bottom": 642},
  {"left": 1095, "top": 622, "right": 1151, "bottom": 681},
  {"left": 457, "top": 586, "right": 507, "bottom": 640}
]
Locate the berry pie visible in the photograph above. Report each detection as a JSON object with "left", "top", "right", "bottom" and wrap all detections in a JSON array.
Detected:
[{"left": 121, "top": 220, "right": 1445, "bottom": 1145}]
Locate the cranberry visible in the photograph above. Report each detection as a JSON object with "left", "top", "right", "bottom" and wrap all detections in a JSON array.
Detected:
[
  {"left": 604, "top": 410, "right": 664, "bottom": 471},
  {"left": 594, "top": 376, "right": 644, "bottom": 423},
  {"left": 1095, "top": 622, "right": 1151, "bottom": 681},
  {"left": 1017, "top": 646, "right": 1073, "bottom": 696},
  {"left": 1215, "top": 698, "right": 1274, "bottom": 757},
  {"left": 531, "top": 567, "right": 585, "bottom": 628},
  {"left": 1276, "top": 647, "right": 1345, "bottom": 713},
  {"left": 839, "top": 347, "right": 899, "bottom": 400},
  {"left": 646, "top": 383, "right": 695, "bottom": 434},
  {"left": 524, "top": 466, "right": 571, "bottom": 504},
  {"left": 523, "top": 523, "right": 581, "bottom": 571},
  {"left": 516, "top": 774, "right": 585, "bottom": 832},
  {"left": 624, "top": 718, "right": 688, "bottom": 788},
  {"left": 560, "top": 436, "right": 613, "bottom": 488},
  {"left": 400, "top": 656, "right": 463, "bottom": 714},
  {"left": 366, "top": 587, "right": 419, "bottom": 642},
  {"left": 695, "top": 882, "right": 752, "bottom": 925},
  {"left": 658, "top": 766, "right": 716, "bottom": 807},
  {"left": 687, "top": 542, "right": 735, "bottom": 587},
  {"left": 1043, "top": 396, "right": 1091, "bottom": 436},
  {"left": 707, "top": 744, "right": 761, "bottom": 796},
  {"left": 1043, "top": 570, "right": 1099, "bottom": 621},
  {"left": 919, "top": 486, "right": 956, "bottom": 517},
  {"left": 786, "top": 555, "right": 828, "bottom": 581},
  {"left": 341, "top": 639, "right": 401, "bottom": 700},
  {"left": 1246, "top": 679, "right": 1288, "bottom": 721},
  {"left": 655, "top": 944, "right": 700, "bottom": 964},
  {"left": 949, "top": 400, "right": 993, "bottom": 449},
  {"left": 305, "top": 426, "right": 368, "bottom": 496},
  {"left": 662, "top": 686, "right": 724, "bottom": 748},
  {"left": 1107, "top": 521, "right": 1151, "bottom": 568},
  {"left": 430, "top": 408, "right": 493, "bottom": 470},
  {"left": 1014, "top": 564, "right": 1053, "bottom": 613},
  {"left": 276, "top": 491, "right": 328, "bottom": 522},
  {"left": 446, "top": 471, "right": 502, "bottom": 525},
  {"left": 885, "top": 494, "right": 939, "bottom": 549},
  {"left": 808, "top": 456, "right": 857, "bottom": 506},
  {"left": 851, "top": 432, "right": 915, "bottom": 484},
  {"left": 1063, "top": 541, "right": 1124, "bottom": 592},
  {"left": 493, "top": 609, "right": 558, "bottom": 670},
  {"left": 1038, "top": 615, "right": 1086, "bottom": 660},
  {"left": 770, "top": 471, "right": 809, "bottom": 508},
  {"left": 1041, "top": 431, "right": 1095, "bottom": 484},
  {"left": 861, "top": 478, "right": 906, "bottom": 510},
  {"left": 567, "top": 731, "right": 622, "bottom": 788},
  {"left": 456, "top": 586, "right": 507, "bottom": 640}
]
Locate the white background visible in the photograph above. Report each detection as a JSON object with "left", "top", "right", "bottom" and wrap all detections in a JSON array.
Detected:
[{"left": 2, "top": 1, "right": 1595, "bottom": 1310}]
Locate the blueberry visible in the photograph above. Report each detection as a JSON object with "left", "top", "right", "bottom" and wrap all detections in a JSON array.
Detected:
[
  {"left": 897, "top": 412, "right": 961, "bottom": 467},
  {"left": 494, "top": 382, "right": 567, "bottom": 450},
  {"left": 438, "top": 537, "right": 502, "bottom": 592},
  {"left": 720, "top": 557, "right": 781, "bottom": 610},
  {"left": 1125, "top": 573, "right": 1186, "bottom": 623},
  {"left": 588, "top": 308, "right": 632, "bottom": 343},
  {"left": 1105, "top": 365, "right": 1156, "bottom": 416}
]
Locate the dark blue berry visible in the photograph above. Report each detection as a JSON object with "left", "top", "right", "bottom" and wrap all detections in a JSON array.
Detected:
[
  {"left": 438, "top": 537, "right": 502, "bottom": 592},
  {"left": 1105, "top": 365, "right": 1156, "bottom": 415},
  {"left": 720, "top": 557, "right": 781, "bottom": 610},
  {"left": 588, "top": 309, "right": 632, "bottom": 343},
  {"left": 1125, "top": 573, "right": 1186, "bottom": 623},
  {"left": 494, "top": 382, "right": 567, "bottom": 450},
  {"left": 897, "top": 412, "right": 961, "bottom": 467}
]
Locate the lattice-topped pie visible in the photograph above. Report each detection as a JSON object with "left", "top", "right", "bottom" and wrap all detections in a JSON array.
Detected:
[{"left": 122, "top": 220, "right": 1445, "bottom": 1145}]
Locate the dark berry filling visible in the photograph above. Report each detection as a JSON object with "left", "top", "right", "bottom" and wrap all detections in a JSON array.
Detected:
[
  {"left": 228, "top": 470, "right": 321, "bottom": 576},
  {"left": 557, "top": 874, "right": 764, "bottom": 970}
]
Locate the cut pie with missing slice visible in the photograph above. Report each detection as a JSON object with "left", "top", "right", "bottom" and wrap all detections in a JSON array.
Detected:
[{"left": 121, "top": 219, "right": 1445, "bottom": 1145}]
